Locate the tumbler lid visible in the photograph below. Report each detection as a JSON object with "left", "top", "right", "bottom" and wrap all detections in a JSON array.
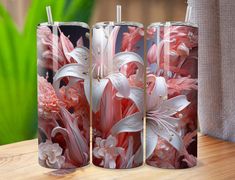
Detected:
[
  {"left": 38, "top": 21, "right": 90, "bottom": 29},
  {"left": 93, "top": 21, "right": 143, "bottom": 29},
  {"left": 148, "top": 21, "right": 198, "bottom": 29}
]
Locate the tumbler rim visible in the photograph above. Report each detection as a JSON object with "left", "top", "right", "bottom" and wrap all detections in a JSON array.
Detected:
[
  {"left": 93, "top": 21, "right": 143, "bottom": 28},
  {"left": 147, "top": 21, "right": 198, "bottom": 29},
  {"left": 38, "top": 21, "right": 90, "bottom": 29}
]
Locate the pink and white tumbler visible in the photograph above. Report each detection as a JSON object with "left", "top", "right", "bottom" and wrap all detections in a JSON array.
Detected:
[
  {"left": 91, "top": 21, "right": 145, "bottom": 169},
  {"left": 146, "top": 22, "right": 198, "bottom": 169},
  {"left": 37, "top": 22, "right": 90, "bottom": 169}
]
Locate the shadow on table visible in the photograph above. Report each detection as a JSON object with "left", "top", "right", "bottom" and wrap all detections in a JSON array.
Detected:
[
  {"left": 47, "top": 169, "right": 77, "bottom": 176},
  {"left": 45, "top": 160, "right": 204, "bottom": 177}
]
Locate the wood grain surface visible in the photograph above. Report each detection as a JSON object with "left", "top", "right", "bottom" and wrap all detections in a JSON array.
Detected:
[{"left": 0, "top": 134, "right": 235, "bottom": 180}]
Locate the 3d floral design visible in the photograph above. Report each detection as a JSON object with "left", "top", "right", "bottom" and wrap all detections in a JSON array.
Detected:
[
  {"left": 37, "top": 25, "right": 90, "bottom": 169},
  {"left": 38, "top": 75, "right": 61, "bottom": 120},
  {"left": 92, "top": 24, "right": 144, "bottom": 169},
  {"left": 146, "top": 24, "right": 198, "bottom": 169},
  {"left": 38, "top": 140, "right": 65, "bottom": 169},
  {"left": 93, "top": 135, "right": 125, "bottom": 168}
]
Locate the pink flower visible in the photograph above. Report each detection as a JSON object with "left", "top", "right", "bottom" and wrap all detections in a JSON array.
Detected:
[
  {"left": 37, "top": 26, "right": 66, "bottom": 70},
  {"left": 59, "top": 84, "right": 82, "bottom": 109},
  {"left": 182, "top": 153, "right": 197, "bottom": 167},
  {"left": 59, "top": 82, "right": 90, "bottom": 139},
  {"left": 183, "top": 131, "right": 197, "bottom": 148},
  {"left": 93, "top": 135, "right": 125, "bottom": 168},
  {"left": 39, "top": 140, "right": 65, "bottom": 169},
  {"left": 176, "top": 43, "right": 189, "bottom": 57},
  {"left": 147, "top": 44, "right": 157, "bottom": 64},
  {"left": 76, "top": 37, "right": 84, "bottom": 47},
  {"left": 37, "top": 26, "right": 83, "bottom": 71},
  {"left": 167, "top": 77, "right": 198, "bottom": 95},
  {"left": 59, "top": 29, "right": 74, "bottom": 61},
  {"left": 147, "top": 26, "right": 198, "bottom": 76},
  {"left": 146, "top": 28, "right": 156, "bottom": 40},
  {"left": 38, "top": 76, "right": 61, "bottom": 119},
  {"left": 150, "top": 138, "right": 179, "bottom": 168},
  {"left": 121, "top": 26, "right": 144, "bottom": 51}
]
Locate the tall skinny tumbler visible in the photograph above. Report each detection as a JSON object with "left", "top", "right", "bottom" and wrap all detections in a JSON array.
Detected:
[
  {"left": 91, "top": 22, "right": 144, "bottom": 169},
  {"left": 146, "top": 22, "right": 198, "bottom": 169},
  {"left": 37, "top": 22, "right": 90, "bottom": 169}
]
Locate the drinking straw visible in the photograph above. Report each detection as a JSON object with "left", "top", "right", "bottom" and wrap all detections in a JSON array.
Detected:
[
  {"left": 116, "top": 5, "right": 122, "bottom": 23},
  {"left": 46, "top": 6, "right": 53, "bottom": 25},
  {"left": 185, "top": 5, "right": 192, "bottom": 22}
]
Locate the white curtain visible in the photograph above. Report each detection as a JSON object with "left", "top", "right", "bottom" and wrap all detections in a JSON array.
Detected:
[{"left": 188, "top": 0, "right": 235, "bottom": 142}]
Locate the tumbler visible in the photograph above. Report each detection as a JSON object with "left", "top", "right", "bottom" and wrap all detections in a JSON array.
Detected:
[
  {"left": 91, "top": 21, "right": 144, "bottom": 169},
  {"left": 37, "top": 22, "right": 90, "bottom": 169},
  {"left": 146, "top": 22, "right": 198, "bottom": 169}
]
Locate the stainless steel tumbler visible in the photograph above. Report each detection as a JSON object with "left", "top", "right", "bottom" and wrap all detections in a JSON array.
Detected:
[
  {"left": 146, "top": 22, "right": 198, "bottom": 169},
  {"left": 91, "top": 21, "right": 144, "bottom": 169},
  {"left": 37, "top": 22, "right": 90, "bottom": 169}
]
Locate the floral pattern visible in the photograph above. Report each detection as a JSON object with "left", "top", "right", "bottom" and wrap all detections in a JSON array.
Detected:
[
  {"left": 37, "top": 24, "right": 90, "bottom": 169},
  {"left": 146, "top": 24, "right": 198, "bottom": 169},
  {"left": 38, "top": 140, "right": 65, "bottom": 169},
  {"left": 91, "top": 23, "right": 144, "bottom": 169}
]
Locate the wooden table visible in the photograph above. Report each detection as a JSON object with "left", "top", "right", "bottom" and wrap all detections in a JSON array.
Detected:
[{"left": 0, "top": 134, "right": 234, "bottom": 180}]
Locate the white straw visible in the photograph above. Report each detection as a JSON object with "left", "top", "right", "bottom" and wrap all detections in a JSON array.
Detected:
[
  {"left": 116, "top": 5, "right": 122, "bottom": 23},
  {"left": 185, "top": 5, "right": 192, "bottom": 22},
  {"left": 46, "top": 6, "right": 53, "bottom": 25}
]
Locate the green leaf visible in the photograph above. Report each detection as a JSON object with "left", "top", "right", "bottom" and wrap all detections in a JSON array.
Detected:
[
  {"left": 0, "top": 0, "right": 94, "bottom": 145},
  {"left": 64, "top": 0, "right": 95, "bottom": 22}
]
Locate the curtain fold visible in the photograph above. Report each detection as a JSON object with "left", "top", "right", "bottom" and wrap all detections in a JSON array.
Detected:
[{"left": 188, "top": 0, "right": 235, "bottom": 142}]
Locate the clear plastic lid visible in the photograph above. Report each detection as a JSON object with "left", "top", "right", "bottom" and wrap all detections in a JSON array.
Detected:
[
  {"left": 93, "top": 21, "right": 143, "bottom": 29},
  {"left": 38, "top": 21, "right": 90, "bottom": 29},
  {"left": 148, "top": 21, "right": 198, "bottom": 29}
]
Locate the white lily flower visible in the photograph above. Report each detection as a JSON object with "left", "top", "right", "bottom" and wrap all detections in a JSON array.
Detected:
[
  {"left": 90, "top": 25, "right": 144, "bottom": 113},
  {"left": 146, "top": 74, "right": 190, "bottom": 159},
  {"left": 53, "top": 25, "right": 144, "bottom": 117}
]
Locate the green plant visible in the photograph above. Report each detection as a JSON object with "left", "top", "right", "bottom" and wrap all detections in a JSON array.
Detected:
[{"left": 0, "top": 0, "right": 94, "bottom": 145}]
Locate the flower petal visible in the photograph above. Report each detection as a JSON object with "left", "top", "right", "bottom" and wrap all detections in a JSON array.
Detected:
[
  {"left": 91, "top": 78, "right": 109, "bottom": 112},
  {"left": 128, "top": 88, "right": 144, "bottom": 112},
  {"left": 84, "top": 78, "right": 90, "bottom": 106},
  {"left": 106, "top": 26, "right": 120, "bottom": 61},
  {"left": 113, "top": 51, "right": 144, "bottom": 79},
  {"left": 147, "top": 44, "right": 157, "bottom": 64},
  {"left": 51, "top": 127, "right": 69, "bottom": 139},
  {"left": 177, "top": 43, "right": 189, "bottom": 57},
  {"left": 92, "top": 26, "right": 107, "bottom": 54},
  {"left": 149, "top": 120, "right": 184, "bottom": 153},
  {"left": 105, "top": 135, "right": 117, "bottom": 147},
  {"left": 146, "top": 121, "right": 158, "bottom": 159},
  {"left": 77, "top": 37, "right": 84, "bottom": 47},
  {"left": 146, "top": 75, "right": 168, "bottom": 111},
  {"left": 133, "top": 145, "right": 143, "bottom": 165},
  {"left": 160, "top": 95, "right": 190, "bottom": 116},
  {"left": 97, "top": 148, "right": 105, "bottom": 157},
  {"left": 126, "top": 136, "right": 134, "bottom": 161},
  {"left": 67, "top": 47, "right": 89, "bottom": 66},
  {"left": 106, "top": 73, "right": 130, "bottom": 97},
  {"left": 60, "top": 31, "right": 74, "bottom": 61},
  {"left": 59, "top": 107, "right": 89, "bottom": 164},
  {"left": 108, "top": 158, "right": 116, "bottom": 169},
  {"left": 116, "top": 87, "right": 144, "bottom": 113},
  {"left": 53, "top": 64, "right": 87, "bottom": 94},
  {"left": 93, "top": 147, "right": 100, "bottom": 158},
  {"left": 126, "top": 155, "right": 135, "bottom": 168},
  {"left": 111, "top": 112, "right": 143, "bottom": 135}
]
